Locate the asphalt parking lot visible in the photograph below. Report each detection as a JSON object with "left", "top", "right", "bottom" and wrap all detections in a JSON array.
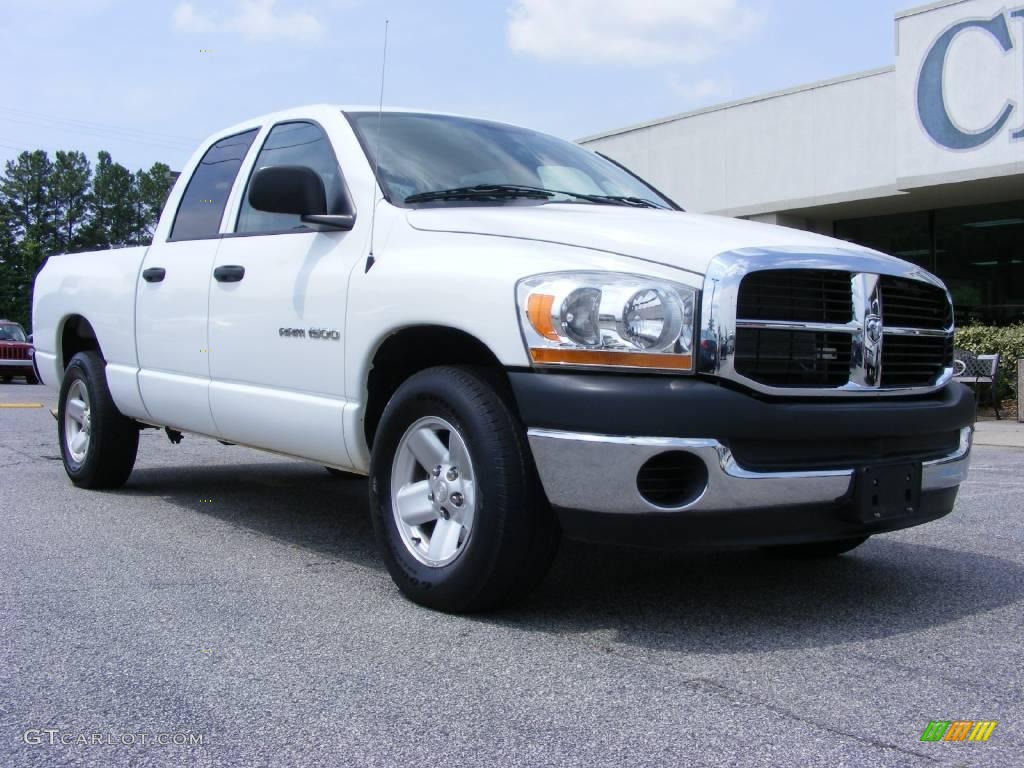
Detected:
[{"left": 2, "top": 383, "right": 1022, "bottom": 767}]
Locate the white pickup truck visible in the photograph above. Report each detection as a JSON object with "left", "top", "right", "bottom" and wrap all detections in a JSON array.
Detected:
[{"left": 32, "top": 105, "right": 975, "bottom": 611}]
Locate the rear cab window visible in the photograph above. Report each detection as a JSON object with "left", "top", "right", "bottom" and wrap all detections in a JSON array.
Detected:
[{"left": 170, "top": 129, "right": 259, "bottom": 241}]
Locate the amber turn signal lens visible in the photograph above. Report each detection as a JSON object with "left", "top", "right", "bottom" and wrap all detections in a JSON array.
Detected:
[
  {"left": 529, "top": 348, "right": 693, "bottom": 370},
  {"left": 526, "top": 293, "right": 560, "bottom": 341}
]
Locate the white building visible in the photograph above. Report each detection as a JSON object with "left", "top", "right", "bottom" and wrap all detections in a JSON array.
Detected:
[{"left": 581, "top": 0, "right": 1024, "bottom": 324}]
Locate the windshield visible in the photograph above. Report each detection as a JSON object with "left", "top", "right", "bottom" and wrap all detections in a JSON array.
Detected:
[
  {"left": 0, "top": 324, "right": 27, "bottom": 342},
  {"left": 347, "top": 112, "right": 676, "bottom": 210}
]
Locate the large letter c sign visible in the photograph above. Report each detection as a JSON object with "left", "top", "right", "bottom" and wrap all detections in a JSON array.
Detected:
[{"left": 917, "top": 12, "right": 1015, "bottom": 150}]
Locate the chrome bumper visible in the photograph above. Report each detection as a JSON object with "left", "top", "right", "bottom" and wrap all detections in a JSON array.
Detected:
[{"left": 527, "top": 426, "right": 972, "bottom": 515}]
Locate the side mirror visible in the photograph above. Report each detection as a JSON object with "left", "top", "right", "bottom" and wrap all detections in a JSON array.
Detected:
[
  {"left": 249, "top": 165, "right": 326, "bottom": 215},
  {"left": 27, "top": 334, "right": 33, "bottom": 344},
  {"left": 248, "top": 165, "right": 355, "bottom": 230}
]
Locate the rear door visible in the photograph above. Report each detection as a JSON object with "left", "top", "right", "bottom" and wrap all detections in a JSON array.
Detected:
[
  {"left": 136, "top": 129, "right": 258, "bottom": 434},
  {"left": 207, "top": 120, "right": 364, "bottom": 466}
]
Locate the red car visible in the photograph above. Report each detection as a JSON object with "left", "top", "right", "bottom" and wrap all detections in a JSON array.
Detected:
[{"left": 0, "top": 320, "right": 37, "bottom": 384}]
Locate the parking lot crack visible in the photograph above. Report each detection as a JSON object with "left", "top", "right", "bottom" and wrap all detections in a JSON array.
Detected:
[{"left": 570, "top": 636, "right": 941, "bottom": 763}]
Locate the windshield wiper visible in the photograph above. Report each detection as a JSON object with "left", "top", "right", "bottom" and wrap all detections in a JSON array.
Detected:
[
  {"left": 405, "top": 185, "right": 555, "bottom": 204},
  {"left": 588, "top": 195, "right": 666, "bottom": 209},
  {"left": 404, "top": 184, "right": 668, "bottom": 209}
]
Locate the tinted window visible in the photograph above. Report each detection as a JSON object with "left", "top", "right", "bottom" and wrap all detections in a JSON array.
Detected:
[
  {"left": 935, "top": 201, "right": 1024, "bottom": 325},
  {"left": 347, "top": 111, "right": 674, "bottom": 209},
  {"left": 835, "top": 200, "right": 1024, "bottom": 324},
  {"left": 236, "top": 122, "right": 346, "bottom": 233},
  {"left": 170, "top": 129, "right": 259, "bottom": 240},
  {"left": 834, "top": 211, "right": 933, "bottom": 270}
]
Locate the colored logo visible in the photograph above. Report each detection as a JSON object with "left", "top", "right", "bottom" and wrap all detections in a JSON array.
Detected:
[{"left": 920, "top": 720, "right": 997, "bottom": 742}]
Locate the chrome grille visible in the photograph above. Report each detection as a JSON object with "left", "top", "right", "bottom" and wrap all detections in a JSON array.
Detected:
[
  {"left": 701, "top": 250, "right": 956, "bottom": 396},
  {"left": 878, "top": 276, "right": 951, "bottom": 330},
  {"left": 735, "top": 330, "right": 851, "bottom": 387},
  {"left": 736, "top": 269, "right": 852, "bottom": 323},
  {"left": 880, "top": 335, "right": 953, "bottom": 387}
]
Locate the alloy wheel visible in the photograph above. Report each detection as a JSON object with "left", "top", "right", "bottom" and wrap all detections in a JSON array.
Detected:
[{"left": 390, "top": 416, "right": 477, "bottom": 567}]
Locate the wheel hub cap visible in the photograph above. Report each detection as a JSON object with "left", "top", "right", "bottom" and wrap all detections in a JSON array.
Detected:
[
  {"left": 63, "top": 379, "right": 92, "bottom": 465},
  {"left": 390, "top": 416, "right": 477, "bottom": 568}
]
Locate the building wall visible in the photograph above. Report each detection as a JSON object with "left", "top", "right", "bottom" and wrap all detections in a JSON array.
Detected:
[
  {"left": 581, "top": 0, "right": 1024, "bottom": 220},
  {"left": 582, "top": 69, "right": 899, "bottom": 217}
]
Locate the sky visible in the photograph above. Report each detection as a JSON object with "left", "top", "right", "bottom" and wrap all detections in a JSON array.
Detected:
[{"left": 0, "top": 0, "right": 912, "bottom": 174}]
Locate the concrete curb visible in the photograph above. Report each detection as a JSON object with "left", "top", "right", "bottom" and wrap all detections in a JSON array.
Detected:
[{"left": 973, "top": 420, "right": 1024, "bottom": 449}]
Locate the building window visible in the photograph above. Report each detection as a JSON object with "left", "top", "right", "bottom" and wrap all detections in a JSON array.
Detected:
[
  {"left": 935, "top": 201, "right": 1024, "bottom": 325},
  {"left": 834, "top": 211, "right": 932, "bottom": 271},
  {"left": 835, "top": 200, "right": 1024, "bottom": 325}
]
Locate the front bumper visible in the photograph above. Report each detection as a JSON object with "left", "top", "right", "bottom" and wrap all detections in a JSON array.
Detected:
[
  {"left": 0, "top": 357, "right": 34, "bottom": 375},
  {"left": 510, "top": 372, "right": 975, "bottom": 547},
  {"left": 527, "top": 427, "right": 971, "bottom": 516}
]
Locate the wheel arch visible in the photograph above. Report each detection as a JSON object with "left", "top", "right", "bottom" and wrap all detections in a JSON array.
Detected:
[
  {"left": 363, "top": 325, "right": 511, "bottom": 450},
  {"left": 59, "top": 315, "right": 103, "bottom": 371}
]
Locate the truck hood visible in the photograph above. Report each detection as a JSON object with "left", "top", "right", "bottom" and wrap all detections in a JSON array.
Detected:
[{"left": 407, "top": 204, "right": 897, "bottom": 276}]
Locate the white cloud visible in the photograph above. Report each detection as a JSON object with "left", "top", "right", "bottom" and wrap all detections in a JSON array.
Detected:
[
  {"left": 172, "top": 0, "right": 324, "bottom": 43},
  {"left": 668, "top": 76, "right": 730, "bottom": 105},
  {"left": 230, "top": 0, "right": 324, "bottom": 42},
  {"left": 507, "top": 0, "right": 759, "bottom": 66},
  {"left": 173, "top": 3, "right": 215, "bottom": 33}
]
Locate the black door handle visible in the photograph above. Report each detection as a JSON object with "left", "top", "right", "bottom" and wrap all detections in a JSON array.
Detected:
[
  {"left": 213, "top": 265, "right": 245, "bottom": 283},
  {"left": 142, "top": 267, "right": 166, "bottom": 283}
]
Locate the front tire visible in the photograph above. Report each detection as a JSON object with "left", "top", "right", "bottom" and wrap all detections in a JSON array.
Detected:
[
  {"left": 58, "top": 351, "right": 139, "bottom": 489},
  {"left": 369, "top": 366, "right": 559, "bottom": 612}
]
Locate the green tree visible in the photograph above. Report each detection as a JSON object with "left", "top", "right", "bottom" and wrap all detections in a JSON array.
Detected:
[
  {"left": 50, "top": 151, "right": 92, "bottom": 253},
  {"left": 1, "top": 150, "right": 57, "bottom": 254},
  {"left": 0, "top": 147, "right": 173, "bottom": 328},
  {"left": 81, "top": 151, "right": 137, "bottom": 249},
  {"left": 132, "top": 162, "right": 173, "bottom": 244},
  {"left": 0, "top": 151, "right": 56, "bottom": 327},
  {"left": 0, "top": 198, "right": 21, "bottom": 321}
]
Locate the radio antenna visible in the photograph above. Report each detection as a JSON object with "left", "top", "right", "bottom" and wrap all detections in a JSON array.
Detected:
[{"left": 366, "top": 19, "right": 389, "bottom": 272}]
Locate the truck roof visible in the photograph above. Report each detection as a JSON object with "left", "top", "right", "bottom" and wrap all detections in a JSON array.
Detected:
[{"left": 208, "top": 104, "right": 529, "bottom": 147}]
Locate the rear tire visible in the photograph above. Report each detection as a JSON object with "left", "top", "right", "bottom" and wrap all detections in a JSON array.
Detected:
[
  {"left": 26, "top": 372, "right": 38, "bottom": 385},
  {"left": 58, "top": 351, "right": 139, "bottom": 489},
  {"left": 763, "top": 536, "right": 869, "bottom": 559},
  {"left": 369, "top": 366, "right": 559, "bottom": 613},
  {"left": 1, "top": 375, "right": 11, "bottom": 384}
]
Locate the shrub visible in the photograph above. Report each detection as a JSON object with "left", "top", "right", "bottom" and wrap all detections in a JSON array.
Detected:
[{"left": 954, "top": 324, "right": 1024, "bottom": 399}]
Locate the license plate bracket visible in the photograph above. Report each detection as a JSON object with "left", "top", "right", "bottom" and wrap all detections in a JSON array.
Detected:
[{"left": 853, "top": 462, "right": 922, "bottom": 523}]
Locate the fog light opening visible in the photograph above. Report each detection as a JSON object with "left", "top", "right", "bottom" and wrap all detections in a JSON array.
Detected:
[{"left": 636, "top": 451, "right": 709, "bottom": 509}]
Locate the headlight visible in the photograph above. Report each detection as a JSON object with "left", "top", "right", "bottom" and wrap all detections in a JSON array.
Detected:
[{"left": 517, "top": 272, "right": 697, "bottom": 372}]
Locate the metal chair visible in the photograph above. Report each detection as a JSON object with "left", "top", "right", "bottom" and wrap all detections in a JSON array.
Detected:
[{"left": 953, "top": 350, "right": 1001, "bottom": 419}]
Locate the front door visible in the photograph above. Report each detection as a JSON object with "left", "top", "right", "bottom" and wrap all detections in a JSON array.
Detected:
[{"left": 207, "top": 121, "right": 364, "bottom": 466}]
